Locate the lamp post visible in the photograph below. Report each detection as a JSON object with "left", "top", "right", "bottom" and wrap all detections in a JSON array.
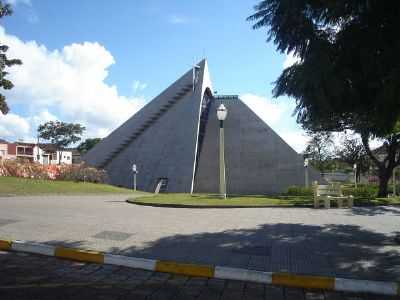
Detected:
[
  {"left": 304, "top": 158, "right": 309, "bottom": 187},
  {"left": 132, "top": 164, "right": 138, "bottom": 191},
  {"left": 353, "top": 163, "right": 357, "bottom": 188},
  {"left": 217, "top": 104, "right": 227, "bottom": 199}
]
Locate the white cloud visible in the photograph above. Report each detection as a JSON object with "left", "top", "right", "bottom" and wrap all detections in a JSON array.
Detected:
[
  {"left": 0, "top": 26, "right": 145, "bottom": 142},
  {"left": 132, "top": 80, "right": 147, "bottom": 94},
  {"left": 280, "top": 131, "right": 310, "bottom": 153},
  {"left": 168, "top": 15, "right": 189, "bottom": 24},
  {"left": 283, "top": 51, "right": 300, "bottom": 68},
  {"left": 5, "top": 0, "right": 31, "bottom": 6},
  {"left": 240, "top": 93, "right": 293, "bottom": 125},
  {"left": 0, "top": 113, "right": 30, "bottom": 140},
  {"left": 30, "top": 110, "right": 58, "bottom": 130}
]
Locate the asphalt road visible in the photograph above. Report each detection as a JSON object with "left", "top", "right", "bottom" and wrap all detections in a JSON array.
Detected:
[{"left": 0, "top": 195, "right": 399, "bottom": 281}]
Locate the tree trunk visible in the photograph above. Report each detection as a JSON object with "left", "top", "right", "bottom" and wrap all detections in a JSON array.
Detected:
[
  {"left": 360, "top": 133, "right": 399, "bottom": 198},
  {"left": 377, "top": 170, "right": 390, "bottom": 197}
]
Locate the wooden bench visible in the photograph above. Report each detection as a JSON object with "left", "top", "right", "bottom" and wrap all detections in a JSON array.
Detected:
[{"left": 313, "top": 181, "right": 354, "bottom": 209}]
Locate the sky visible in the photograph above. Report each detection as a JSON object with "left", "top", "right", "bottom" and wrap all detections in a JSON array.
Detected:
[{"left": 0, "top": 0, "right": 309, "bottom": 152}]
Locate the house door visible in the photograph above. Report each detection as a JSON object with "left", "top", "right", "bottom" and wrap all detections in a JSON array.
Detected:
[{"left": 43, "top": 155, "right": 49, "bottom": 165}]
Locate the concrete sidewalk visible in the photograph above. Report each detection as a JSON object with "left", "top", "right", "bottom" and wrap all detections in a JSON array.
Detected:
[
  {"left": 1, "top": 251, "right": 397, "bottom": 299},
  {"left": 0, "top": 195, "right": 399, "bottom": 282}
]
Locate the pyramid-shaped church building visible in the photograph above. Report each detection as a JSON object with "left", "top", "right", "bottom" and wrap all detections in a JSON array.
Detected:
[{"left": 84, "top": 60, "right": 322, "bottom": 194}]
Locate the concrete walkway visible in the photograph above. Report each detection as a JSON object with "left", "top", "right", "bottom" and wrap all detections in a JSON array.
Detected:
[
  {"left": 0, "top": 195, "right": 399, "bottom": 281},
  {"left": 1, "top": 251, "right": 397, "bottom": 299}
]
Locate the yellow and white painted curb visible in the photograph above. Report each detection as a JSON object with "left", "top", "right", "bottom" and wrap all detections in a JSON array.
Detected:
[{"left": 0, "top": 239, "right": 399, "bottom": 296}]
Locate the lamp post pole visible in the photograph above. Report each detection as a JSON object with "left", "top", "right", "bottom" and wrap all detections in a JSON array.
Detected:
[
  {"left": 304, "top": 158, "right": 309, "bottom": 187},
  {"left": 132, "top": 164, "right": 138, "bottom": 191},
  {"left": 353, "top": 163, "right": 357, "bottom": 188},
  {"left": 217, "top": 104, "right": 227, "bottom": 199}
]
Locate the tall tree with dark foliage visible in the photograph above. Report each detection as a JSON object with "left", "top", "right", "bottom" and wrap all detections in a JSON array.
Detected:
[
  {"left": 0, "top": 1, "right": 22, "bottom": 114},
  {"left": 248, "top": 1, "right": 400, "bottom": 196}
]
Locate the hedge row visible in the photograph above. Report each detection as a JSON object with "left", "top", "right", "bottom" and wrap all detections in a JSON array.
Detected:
[
  {"left": 0, "top": 160, "right": 107, "bottom": 183},
  {"left": 286, "top": 183, "right": 399, "bottom": 200}
]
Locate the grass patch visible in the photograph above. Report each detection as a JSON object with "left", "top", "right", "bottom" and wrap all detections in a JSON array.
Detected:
[
  {"left": 129, "top": 193, "right": 400, "bottom": 208},
  {"left": 360, "top": 197, "right": 400, "bottom": 206},
  {"left": 128, "top": 193, "right": 313, "bottom": 207},
  {"left": 0, "top": 176, "right": 143, "bottom": 196}
]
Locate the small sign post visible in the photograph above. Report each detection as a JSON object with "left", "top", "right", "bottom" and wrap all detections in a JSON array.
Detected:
[
  {"left": 132, "top": 164, "right": 138, "bottom": 191},
  {"left": 353, "top": 163, "right": 357, "bottom": 189}
]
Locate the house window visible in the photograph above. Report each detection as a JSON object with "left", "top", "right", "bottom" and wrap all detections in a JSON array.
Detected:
[
  {"left": 0, "top": 150, "right": 5, "bottom": 156},
  {"left": 51, "top": 153, "right": 57, "bottom": 160},
  {"left": 17, "top": 147, "right": 24, "bottom": 155},
  {"left": 25, "top": 148, "right": 33, "bottom": 155}
]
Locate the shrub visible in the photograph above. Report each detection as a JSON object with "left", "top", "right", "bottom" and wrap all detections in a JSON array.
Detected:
[
  {"left": 0, "top": 160, "right": 107, "bottom": 183},
  {"left": 0, "top": 160, "right": 49, "bottom": 179},
  {"left": 286, "top": 186, "right": 313, "bottom": 196},
  {"left": 58, "top": 163, "right": 107, "bottom": 183},
  {"left": 342, "top": 184, "right": 378, "bottom": 199}
]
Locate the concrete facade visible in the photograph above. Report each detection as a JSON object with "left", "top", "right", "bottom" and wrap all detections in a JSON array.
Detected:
[
  {"left": 84, "top": 60, "right": 323, "bottom": 194},
  {"left": 84, "top": 60, "right": 211, "bottom": 192},
  {"left": 193, "top": 97, "right": 322, "bottom": 195}
]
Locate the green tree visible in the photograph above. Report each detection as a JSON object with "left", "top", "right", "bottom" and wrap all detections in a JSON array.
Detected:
[
  {"left": 335, "top": 135, "right": 370, "bottom": 183},
  {"left": 0, "top": 1, "right": 22, "bottom": 114},
  {"left": 38, "top": 121, "right": 86, "bottom": 164},
  {"left": 77, "top": 138, "right": 101, "bottom": 155},
  {"left": 248, "top": 0, "right": 400, "bottom": 196},
  {"left": 303, "top": 132, "right": 334, "bottom": 173}
]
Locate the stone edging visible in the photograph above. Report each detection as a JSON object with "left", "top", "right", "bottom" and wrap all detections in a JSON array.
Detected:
[{"left": 0, "top": 239, "right": 398, "bottom": 296}]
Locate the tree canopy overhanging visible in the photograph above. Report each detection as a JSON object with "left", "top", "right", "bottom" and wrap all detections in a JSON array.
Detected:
[
  {"left": 248, "top": 0, "right": 400, "bottom": 196},
  {"left": 0, "top": 1, "right": 22, "bottom": 114},
  {"left": 248, "top": 0, "right": 400, "bottom": 137}
]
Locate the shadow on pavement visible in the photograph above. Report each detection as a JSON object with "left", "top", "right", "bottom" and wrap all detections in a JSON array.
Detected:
[
  {"left": 41, "top": 223, "right": 400, "bottom": 282},
  {"left": 346, "top": 206, "right": 400, "bottom": 216}
]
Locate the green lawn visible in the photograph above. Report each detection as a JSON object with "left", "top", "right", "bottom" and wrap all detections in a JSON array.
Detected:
[
  {"left": 128, "top": 193, "right": 400, "bottom": 208},
  {"left": 128, "top": 193, "right": 312, "bottom": 207},
  {"left": 0, "top": 176, "right": 143, "bottom": 196}
]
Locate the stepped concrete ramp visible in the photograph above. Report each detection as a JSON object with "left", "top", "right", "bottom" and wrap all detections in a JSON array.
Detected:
[{"left": 84, "top": 59, "right": 212, "bottom": 192}]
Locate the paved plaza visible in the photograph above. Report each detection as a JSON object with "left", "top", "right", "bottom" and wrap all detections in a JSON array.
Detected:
[
  {"left": 0, "top": 195, "right": 399, "bottom": 282},
  {"left": 0, "top": 251, "right": 397, "bottom": 300}
]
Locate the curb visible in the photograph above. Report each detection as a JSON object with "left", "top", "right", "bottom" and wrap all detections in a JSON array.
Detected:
[{"left": 1, "top": 239, "right": 398, "bottom": 296}]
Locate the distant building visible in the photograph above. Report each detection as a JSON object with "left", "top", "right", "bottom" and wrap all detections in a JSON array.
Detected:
[
  {"left": 38, "top": 144, "right": 72, "bottom": 165},
  {"left": 84, "top": 59, "right": 323, "bottom": 194},
  {"left": 65, "top": 148, "right": 82, "bottom": 164},
  {"left": 0, "top": 139, "right": 73, "bottom": 165},
  {"left": 0, "top": 139, "right": 11, "bottom": 160}
]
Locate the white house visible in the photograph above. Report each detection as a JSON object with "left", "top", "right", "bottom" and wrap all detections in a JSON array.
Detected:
[{"left": 37, "top": 144, "right": 72, "bottom": 165}]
